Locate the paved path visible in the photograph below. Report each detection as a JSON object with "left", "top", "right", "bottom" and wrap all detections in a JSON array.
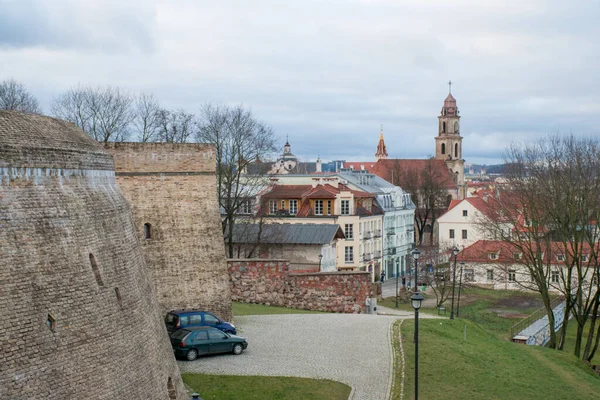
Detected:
[{"left": 178, "top": 313, "right": 413, "bottom": 400}]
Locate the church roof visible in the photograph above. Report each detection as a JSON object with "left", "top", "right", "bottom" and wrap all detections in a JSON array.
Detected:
[{"left": 371, "top": 159, "right": 458, "bottom": 190}]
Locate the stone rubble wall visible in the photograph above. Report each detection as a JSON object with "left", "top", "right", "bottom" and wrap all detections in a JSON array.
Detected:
[
  {"left": 107, "top": 143, "right": 232, "bottom": 321},
  {"left": 228, "top": 259, "right": 371, "bottom": 313}
]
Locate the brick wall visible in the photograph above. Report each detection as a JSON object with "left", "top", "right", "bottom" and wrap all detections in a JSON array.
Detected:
[
  {"left": 228, "top": 259, "right": 371, "bottom": 313},
  {"left": 107, "top": 143, "right": 232, "bottom": 321},
  {"left": 0, "top": 111, "right": 186, "bottom": 400}
]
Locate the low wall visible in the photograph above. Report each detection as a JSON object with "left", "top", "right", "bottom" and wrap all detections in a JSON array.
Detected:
[{"left": 228, "top": 259, "right": 371, "bottom": 313}]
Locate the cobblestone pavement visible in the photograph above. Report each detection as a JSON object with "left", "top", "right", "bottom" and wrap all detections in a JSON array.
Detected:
[{"left": 178, "top": 313, "right": 409, "bottom": 400}]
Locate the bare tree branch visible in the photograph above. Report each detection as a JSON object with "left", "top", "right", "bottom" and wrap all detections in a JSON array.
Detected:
[{"left": 0, "top": 78, "right": 41, "bottom": 114}]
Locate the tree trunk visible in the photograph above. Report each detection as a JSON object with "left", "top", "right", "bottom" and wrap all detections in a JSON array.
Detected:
[
  {"left": 587, "top": 322, "right": 600, "bottom": 362},
  {"left": 542, "top": 291, "right": 557, "bottom": 349}
]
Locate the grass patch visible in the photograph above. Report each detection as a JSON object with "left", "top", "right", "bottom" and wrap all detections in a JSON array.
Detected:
[
  {"left": 399, "top": 318, "right": 600, "bottom": 399},
  {"left": 182, "top": 374, "right": 351, "bottom": 400},
  {"left": 232, "top": 302, "right": 323, "bottom": 316}
]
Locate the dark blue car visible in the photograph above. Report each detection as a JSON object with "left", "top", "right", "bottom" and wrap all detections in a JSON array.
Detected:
[{"left": 165, "top": 310, "right": 236, "bottom": 336}]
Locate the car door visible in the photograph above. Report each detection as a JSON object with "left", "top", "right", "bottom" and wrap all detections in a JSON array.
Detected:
[
  {"left": 207, "top": 328, "right": 231, "bottom": 354},
  {"left": 192, "top": 330, "right": 210, "bottom": 355},
  {"left": 203, "top": 313, "right": 220, "bottom": 329}
]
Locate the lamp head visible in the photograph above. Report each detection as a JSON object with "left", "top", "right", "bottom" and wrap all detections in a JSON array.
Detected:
[
  {"left": 453, "top": 246, "right": 459, "bottom": 256},
  {"left": 411, "top": 248, "right": 421, "bottom": 260},
  {"left": 319, "top": 254, "right": 323, "bottom": 259},
  {"left": 410, "top": 292, "right": 425, "bottom": 310}
]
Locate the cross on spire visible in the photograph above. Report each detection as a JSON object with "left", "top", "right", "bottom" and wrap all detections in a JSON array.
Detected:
[{"left": 448, "top": 80, "right": 452, "bottom": 94}]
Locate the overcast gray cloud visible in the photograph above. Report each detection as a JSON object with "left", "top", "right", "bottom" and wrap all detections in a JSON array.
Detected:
[{"left": 1, "top": 0, "right": 598, "bottom": 165}]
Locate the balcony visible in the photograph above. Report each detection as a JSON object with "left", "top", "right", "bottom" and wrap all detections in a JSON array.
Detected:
[
  {"left": 364, "top": 231, "right": 373, "bottom": 239},
  {"left": 362, "top": 253, "right": 373, "bottom": 261},
  {"left": 385, "top": 248, "right": 397, "bottom": 255},
  {"left": 374, "top": 250, "right": 382, "bottom": 259},
  {"left": 386, "top": 228, "right": 395, "bottom": 236},
  {"left": 373, "top": 229, "right": 382, "bottom": 238}
]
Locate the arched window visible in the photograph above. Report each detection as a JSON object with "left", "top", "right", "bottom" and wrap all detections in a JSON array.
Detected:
[
  {"left": 441, "top": 143, "right": 446, "bottom": 154},
  {"left": 455, "top": 143, "right": 459, "bottom": 157},
  {"left": 144, "top": 223, "right": 152, "bottom": 240},
  {"left": 442, "top": 122, "right": 446, "bottom": 133},
  {"left": 454, "top": 121, "right": 459, "bottom": 133},
  {"left": 89, "top": 253, "right": 103, "bottom": 286}
]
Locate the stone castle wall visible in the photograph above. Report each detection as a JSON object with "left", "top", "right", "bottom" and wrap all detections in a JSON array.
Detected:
[
  {"left": 228, "top": 259, "right": 371, "bottom": 313},
  {"left": 107, "top": 143, "right": 232, "bottom": 321},
  {"left": 0, "top": 111, "right": 186, "bottom": 400}
]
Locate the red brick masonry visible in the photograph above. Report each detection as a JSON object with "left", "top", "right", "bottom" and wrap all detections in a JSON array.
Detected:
[{"left": 228, "top": 259, "right": 371, "bottom": 313}]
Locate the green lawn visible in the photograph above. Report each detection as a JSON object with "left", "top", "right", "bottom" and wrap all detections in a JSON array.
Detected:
[
  {"left": 399, "top": 318, "right": 600, "bottom": 400},
  {"left": 182, "top": 374, "right": 351, "bottom": 400},
  {"left": 394, "top": 287, "right": 600, "bottom": 399},
  {"left": 232, "top": 302, "right": 323, "bottom": 316}
]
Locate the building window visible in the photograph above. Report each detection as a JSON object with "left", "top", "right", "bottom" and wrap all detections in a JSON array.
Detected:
[
  {"left": 314, "top": 200, "right": 323, "bottom": 215},
  {"left": 280, "top": 200, "right": 286, "bottom": 210},
  {"left": 269, "top": 200, "right": 277, "bottom": 214},
  {"left": 462, "top": 229, "right": 467, "bottom": 239},
  {"left": 89, "top": 253, "right": 103, "bottom": 287},
  {"left": 46, "top": 314, "right": 56, "bottom": 332},
  {"left": 463, "top": 210, "right": 468, "bottom": 217},
  {"left": 341, "top": 200, "right": 350, "bottom": 215},
  {"left": 289, "top": 200, "right": 298, "bottom": 215},
  {"left": 508, "top": 270, "right": 516, "bottom": 282},
  {"left": 327, "top": 200, "right": 332, "bottom": 215},
  {"left": 514, "top": 253, "right": 522, "bottom": 260},
  {"left": 556, "top": 254, "right": 565, "bottom": 262},
  {"left": 442, "top": 122, "right": 446, "bottom": 133},
  {"left": 465, "top": 269, "right": 474, "bottom": 282},
  {"left": 487, "top": 269, "right": 494, "bottom": 281},
  {"left": 441, "top": 143, "right": 446, "bottom": 154},
  {"left": 551, "top": 270, "right": 560, "bottom": 283},
  {"left": 240, "top": 199, "right": 254, "bottom": 214},
  {"left": 455, "top": 143, "right": 459, "bottom": 157},
  {"left": 144, "top": 223, "right": 152, "bottom": 239},
  {"left": 345, "top": 224, "right": 354, "bottom": 239},
  {"left": 582, "top": 255, "right": 589, "bottom": 262},
  {"left": 449, "top": 229, "right": 455, "bottom": 239},
  {"left": 489, "top": 252, "right": 498, "bottom": 260},
  {"left": 345, "top": 246, "right": 354, "bottom": 263}
]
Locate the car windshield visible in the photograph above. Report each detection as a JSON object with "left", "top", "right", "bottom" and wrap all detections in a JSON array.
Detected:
[
  {"left": 164, "top": 313, "right": 177, "bottom": 325},
  {"left": 171, "top": 329, "right": 191, "bottom": 341}
]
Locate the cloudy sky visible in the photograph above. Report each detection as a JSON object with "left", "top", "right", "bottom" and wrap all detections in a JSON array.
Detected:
[{"left": 1, "top": 0, "right": 599, "bottom": 165}]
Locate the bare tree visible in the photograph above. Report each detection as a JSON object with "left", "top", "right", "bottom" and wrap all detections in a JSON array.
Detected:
[
  {"left": 196, "top": 104, "right": 277, "bottom": 258},
  {"left": 132, "top": 93, "right": 161, "bottom": 142},
  {"left": 51, "top": 85, "right": 134, "bottom": 144},
  {"left": 393, "top": 158, "right": 448, "bottom": 246},
  {"left": 421, "top": 246, "right": 453, "bottom": 308},
  {"left": 155, "top": 108, "right": 195, "bottom": 143},
  {"left": 484, "top": 135, "right": 600, "bottom": 356},
  {"left": 0, "top": 78, "right": 41, "bottom": 114}
]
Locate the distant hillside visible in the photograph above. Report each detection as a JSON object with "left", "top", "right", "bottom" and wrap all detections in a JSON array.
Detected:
[{"left": 467, "top": 163, "right": 508, "bottom": 174}]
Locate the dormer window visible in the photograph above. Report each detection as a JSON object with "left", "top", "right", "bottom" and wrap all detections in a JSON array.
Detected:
[
  {"left": 489, "top": 252, "right": 498, "bottom": 260},
  {"left": 557, "top": 254, "right": 565, "bottom": 262},
  {"left": 514, "top": 253, "right": 522, "bottom": 260},
  {"left": 582, "top": 255, "right": 589, "bottom": 262}
]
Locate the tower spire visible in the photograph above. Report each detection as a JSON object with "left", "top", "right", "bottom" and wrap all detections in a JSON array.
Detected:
[
  {"left": 375, "top": 125, "right": 388, "bottom": 161},
  {"left": 448, "top": 80, "right": 452, "bottom": 94}
]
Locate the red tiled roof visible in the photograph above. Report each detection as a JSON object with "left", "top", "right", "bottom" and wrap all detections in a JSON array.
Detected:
[
  {"left": 304, "top": 185, "right": 338, "bottom": 199},
  {"left": 264, "top": 183, "right": 376, "bottom": 201},
  {"left": 371, "top": 159, "right": 457, "bottom": 189},
  {"left": 343, "top": 161, "right": 377, "bottom": 171},
  {"left": 262, "top": 185, "right": 308, "bottom": 199}
]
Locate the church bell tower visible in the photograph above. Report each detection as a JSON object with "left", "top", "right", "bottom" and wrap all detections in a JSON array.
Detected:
[{"left": 435, "top": 81, "right": 465, "bottom": 195}]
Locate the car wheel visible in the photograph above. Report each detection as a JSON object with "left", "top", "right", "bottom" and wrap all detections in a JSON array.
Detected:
[
  {"left": 232, "top": 343, "right": 243, "bottom": 355},
  {"left": 186, "top": 349, "right": 198, "bottom": 361}
]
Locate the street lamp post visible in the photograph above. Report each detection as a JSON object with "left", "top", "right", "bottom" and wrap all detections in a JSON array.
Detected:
[
  {"left": 457, "top": 261, "right": 465, "bottom": 317},
  {"left": 410, "top": 291, "right": 424, "bottom": 400},
  {"left": 318, "top": 254, "right": 323, "bottom": 270},
  {"left": 450, "top": 246, "right": 459, "bottom": 320},
  {"left": 411, "top": 248, "right": 421, "bottom": 291},
  {"left": 395, "top": 258, "right": 399, "bottom": 308}
]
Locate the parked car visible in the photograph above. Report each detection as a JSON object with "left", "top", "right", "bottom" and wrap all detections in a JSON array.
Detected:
[
  {"left": 170, "top": 326, "right": 248, "bottom": 361},
  {"left": 165, "top": 310, "right": 236, "bottom": 336}
]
